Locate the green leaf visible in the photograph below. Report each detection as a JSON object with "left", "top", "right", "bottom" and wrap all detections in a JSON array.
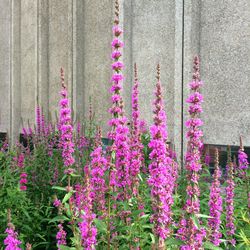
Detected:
[
  {"left": 49, "top": 215, "right": 69, "bottom": 224},
  {"left": 70, "top": 173, "right": 81, "bottom": 178},
  {"left": 165, "top": 238, "right": 183, "bottom": 246},
  {"left": 197, "top": 214, "right": 213, "bottom": 219},
  {"left": 111, "top": 151, "right": 116, "bottom": 161},
  {"left": 149, "top": 233, "right": 155, "bottom": 244},
  {"left": 191, "top": 215, "right": 200, "bottom": 229},
  {"left": 52, "top": 186, "right": 66, "bottom": 191},
  {"left": 59, "top": 246, "right": 76, "bottom": 250},
  {"left": 62, "top": 191, "right": 73, "bottom": 204},
  {"left": 203, "top": 242, "right": 223, "bottom": 250},
  {"left": 94, "top": 219, "right": 107, "bottom": 233},
  {"left": 138, "top": 174, "right": 143, "bottom": 182}
]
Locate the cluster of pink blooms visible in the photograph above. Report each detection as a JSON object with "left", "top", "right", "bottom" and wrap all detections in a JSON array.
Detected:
[
  {"left": 36, "top": 106, "right": 41, "bottom": 136},
  {"left": 56, "top": 223, "right": 67, "bottom": 248},
  {"left": 129, "top": 64, "right": 144, "bottom": 196},
  {"left": 90, "top": 129, "right": 108, "bottom": 216},
  {"left": 226, "top": 162, "right": 236, "bottom": 246},
  {"left": 238, "top": 138, "right": 249, "bottom": 176},
  {"left": 59, "top": 68, "right": 75, "bottom": 168},
  {"left": 16, "top": 153, "right": 28, "bottom": 191},
  {"left": 208, "top": 148, "right": 222, "bottom": 246},
  {"left": 4, "top": 224, "right": 22, "bottom": 250},
  {"left": 148, "top": 65, "right": 175, "bottom": 242},
  {"left": 179, "top": 56, "right": 206, "bottom": 249},
  {"left": 79, "top": 167, "right": 97, "bottom": 249}
]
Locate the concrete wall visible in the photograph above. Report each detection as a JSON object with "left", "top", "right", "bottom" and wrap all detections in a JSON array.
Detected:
[{"left": 0, "top": 0, "right": 249, "bottom": 160}]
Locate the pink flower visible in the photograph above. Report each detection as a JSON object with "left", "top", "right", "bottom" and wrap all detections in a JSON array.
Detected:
[
  {"left": 111, "top": 51, "right": 122, "bottom": 60},
  {"left": 111, "top": 38, "right": 124, "bottom": 48},
  {"left": 113, "top": 25, "right": 123, "bottom": 36},
  {"left": 189, "top": 80, "right": 203, "bottom": 90},
  {"left": 53, "top": 199, "right": 62, "bottom": 208},
  {"left": 186, "top": 92, "right": 203, "bottom": 104},
  {"left": 56, "top": 224, "right": 67, "bottom": 247},
  {"left": 112, "top": 61, "right": 124, "bottom": 71},
  {"left": 4, "top": 225, "right": 22, "bottom": 250},
  {"left": 111, "top": 73, "right": 123, "bottom": 83}
]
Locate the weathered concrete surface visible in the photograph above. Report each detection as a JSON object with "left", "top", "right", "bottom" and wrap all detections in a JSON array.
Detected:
[
  {"left": 81, "top": 0, "right": 113, "bottom": 132},
  {"left": 200, "top": 0, "right": 250, "bottom": 147},
  {"left": 0, "top": 0, "right": 11, "bottom": 133},
  {"left": 20, "top": 0, "right": 37, "bottom": 127}
]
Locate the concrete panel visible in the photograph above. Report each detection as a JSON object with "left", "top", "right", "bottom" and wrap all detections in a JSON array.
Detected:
[
  {"left": 20, "top": 0, "right": 37, "bottom": 127},
  {"left": 48, "top": 0, "right": 73, "bottom": 122},
  {"left": 82, "top": 0, "right": 113, "bottom": 134},
  {"left": 11, "top": 0, "right": 21, "bottom": 143},
  {"left": 38, "top": 0, "right": 49, "bottom": 120},
  {"left": 0, "top": 0, "right": 11, "bottom": 133},
  {"left": 131, "top": 0, "right": 176, "bottom": 142},
  {"left": 200, "top": 0, "right": 250, "bottom": 146}
]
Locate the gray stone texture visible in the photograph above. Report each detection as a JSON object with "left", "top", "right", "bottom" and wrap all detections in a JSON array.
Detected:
[
  {"left": 0, "top": 0, "right": 249, "bottom": 160},
  {"left": 200, "top": 0, "right": 250, "bottom": 147}
]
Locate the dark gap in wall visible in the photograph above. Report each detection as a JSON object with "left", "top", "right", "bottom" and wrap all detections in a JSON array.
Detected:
[{"left": 204, "top": 144, "right": 250, "bottom": 176}]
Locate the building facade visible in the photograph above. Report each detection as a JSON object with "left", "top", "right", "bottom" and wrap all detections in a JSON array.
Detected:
[{"left": 0, "top": 0, "right": 250, "bottom": 162}]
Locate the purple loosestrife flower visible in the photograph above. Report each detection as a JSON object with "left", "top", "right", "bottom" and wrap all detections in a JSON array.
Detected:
[
  {"left": 90, "top": 128, "right": 108, "bottom": 216},
  {"left": 129, "top": 64, "right": 144, "bottom": 196},
  {"left": 4, "top": 224, "right": 22, "bottom": 250},
  {"left": 59, "top": 68, "right": 75, "bottom": 167},
  {"left": 36, "top": 106, "right": 41, "bottom": 136},
  {"left": 208, "top": 148, "right": 222, "bottom": 246},
  {"left": 41, "top": 109, "right": 46, "bottom": 136},
  {"left": 226, "top": 162, "right": 236, "bottom": 246},
  {"left": 16, "top": 153, "right": 28, "bottom": 191},
  {"left": 107, "top": 1, "right": 130, "bottom": 200},
  {"left": 56, "top": 223, "right": 67, "bottom": 248},
  {"left": 179, "top": 56, "right": 205, "bottom": 249},
  {"left": 148, "top": 65, "right": 175, "bottom": 244},
  {"left": 79, "top": 167, "right": 97, "bottom": 249},
  {"left": 20, "top": 172, "right": 28, "bottom": 191},
  {"left": 238, "top": 136, "right": 249, "bottom": 177}
]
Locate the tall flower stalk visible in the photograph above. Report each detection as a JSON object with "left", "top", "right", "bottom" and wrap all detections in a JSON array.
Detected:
[
  {"left": 238, "top": 136, "right": 249, "bottom": 177},
  {"left": 148, "top": 64, "right": 174, "bottom": 248},
  {"left": 90, "top": 128, "right": 108, "bottom": 217},
  {"left": 79, "top": 166, "right": 97, "bottom": 249},
  {"left": 17, "top": 153, "right": 28, "bottom": 191},
  {"left": 129, "top": 63, "right": 144, "bottom": 196},
  {"left": 238, "top": 136, "right": 250, "bottom": 210},
  {"left": 208, "top": 148, "right": 222, "bottom": 246},
  {"left": 180, "top": 56, "right": 206, "bottom": 249},
  {"left": 59, "top": 68, "right": 75, "bottom": 168},
  {"left": 226, "top": 161, "right": 236, "bottom": 246},
  {"left": 107, "top": 0, "right": 130, "bottom": 199}
]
